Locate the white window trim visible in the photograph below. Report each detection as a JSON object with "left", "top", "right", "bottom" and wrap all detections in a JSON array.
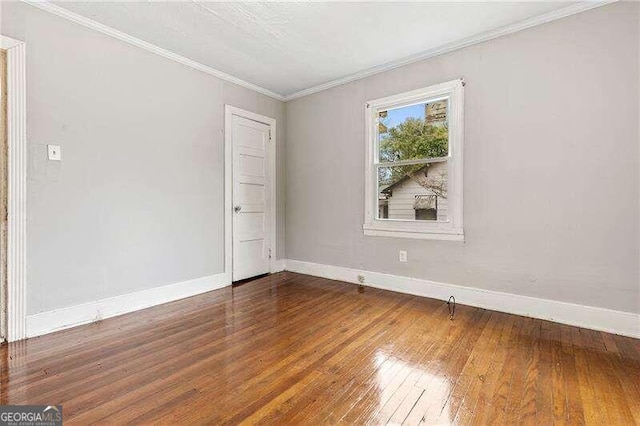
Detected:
[{"left": 363, "top": 78, "right": 464, "bottom": 242}]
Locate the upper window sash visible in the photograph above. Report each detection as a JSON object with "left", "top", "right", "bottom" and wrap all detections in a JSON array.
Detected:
[{"left": 375, "top": 96, "right": 450, "bottom": 165}]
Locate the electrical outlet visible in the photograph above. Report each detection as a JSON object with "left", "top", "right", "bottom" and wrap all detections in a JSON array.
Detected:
[
  {"left": 357, "top": 274, "right": 365, "bottom": 284},
  {"left": 47, "top": 144, "right": 62, "bottom": 161},
  {"left": 399, "top": 250, "right": 407, "bottom": 262}
]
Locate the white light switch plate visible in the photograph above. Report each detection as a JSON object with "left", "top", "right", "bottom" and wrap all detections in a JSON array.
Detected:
[
  {"left": 47, "top": 144, "right": 62, "bottom": 161},
  {"left": 399, "top": 250, "right": 407, "bottom": 262}
]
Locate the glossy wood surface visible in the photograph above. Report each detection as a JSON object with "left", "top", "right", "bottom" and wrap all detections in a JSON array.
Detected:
[{"left": 1, "top": 272, "right": 638, "bottom": 424}]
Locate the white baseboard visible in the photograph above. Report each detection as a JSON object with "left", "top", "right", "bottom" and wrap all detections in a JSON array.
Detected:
[
  {"left": 284, "top": 259, "right": 640, "bottom": 339},
  {"left": 270, "top": 259, "right": 286, "bottom": 273},
  {"left": 26, "top": 273, "right": 229, "bottom": 338},
  {"left": 25, "top": 262, "right": 639, "bottom": 340}
]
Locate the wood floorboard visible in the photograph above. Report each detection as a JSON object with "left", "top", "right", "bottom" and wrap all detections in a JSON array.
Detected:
[{"left": 0, "top": 271, "right": 638, "bottom": 425}]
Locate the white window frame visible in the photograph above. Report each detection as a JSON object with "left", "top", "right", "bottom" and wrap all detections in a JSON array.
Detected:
[{"left": 363, "top": 78, "right": 464, "bottom": 241}]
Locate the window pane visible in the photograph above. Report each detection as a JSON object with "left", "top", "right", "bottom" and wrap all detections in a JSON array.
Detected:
[
  {"left": 377, "top": 161, "right": 448, "bottom": 221},
  {"left": 378, "top": 98, "right": 448, "bottom": 163}
]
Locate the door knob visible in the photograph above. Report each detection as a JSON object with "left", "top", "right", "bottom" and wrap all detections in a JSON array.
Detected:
[{"left": 234, "top": 206, "right": 241, "bottom": 213}]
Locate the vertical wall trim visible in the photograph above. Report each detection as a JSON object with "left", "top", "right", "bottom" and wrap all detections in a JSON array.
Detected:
[
  {"left": 224, "top": 107, "right": 233, "bottom": 284},
  {"left": 4, "top": 39, "right": 27, "bottom": 342}
]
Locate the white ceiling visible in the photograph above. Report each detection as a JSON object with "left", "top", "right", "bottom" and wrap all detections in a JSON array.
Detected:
[{"left": 52, "top": 1, "right": 579, "bottom": 98}]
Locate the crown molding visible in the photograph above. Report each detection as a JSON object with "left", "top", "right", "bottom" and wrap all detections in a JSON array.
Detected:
[
  {"left": 21, "top": 0, "right": 617, "bottom": 103},
  {"left": 283, "top": 0, "right": 617, "bottom": 101},
  {"left": 22, "top": 1, "right": 286, "bottom": 101}
]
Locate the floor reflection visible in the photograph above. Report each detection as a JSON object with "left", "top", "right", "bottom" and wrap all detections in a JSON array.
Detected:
[
  {"left": 0, "top": 340, "right": 28, "bottom": 405},
  {"left": 372, "top": 350, "right": 453, "bottom": 425}
]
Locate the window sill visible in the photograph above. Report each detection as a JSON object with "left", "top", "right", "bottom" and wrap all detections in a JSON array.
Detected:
[{"left": 362, "top": 223, "right": 464, "bottom": 241}]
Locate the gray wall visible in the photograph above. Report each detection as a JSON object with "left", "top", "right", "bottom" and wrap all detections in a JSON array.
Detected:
[
  {"left": 1, "top": 2, "right": 286, "bottom": 315},
  {"left": 286, "top": 2, "right": 640, "bottom": 314}
]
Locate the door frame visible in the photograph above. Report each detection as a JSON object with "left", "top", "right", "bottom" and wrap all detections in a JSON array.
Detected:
[
  {"left": 224, "top": 105, "right": 277, "bottom": 283},
  {"left": 0, "top": 35, "right": 27, "bottom": 342}
]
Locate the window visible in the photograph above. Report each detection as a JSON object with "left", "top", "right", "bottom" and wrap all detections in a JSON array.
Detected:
[
  {"left": 363, "top": 79, "right": 464, "bottom": 241},
  {"left": 415, "top": 195, "right": 437, "bottom": 220}
]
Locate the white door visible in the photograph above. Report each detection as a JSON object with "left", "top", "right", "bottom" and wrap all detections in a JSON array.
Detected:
[{"left": 232, "top": 115, "right": 271, "bottom": 281}]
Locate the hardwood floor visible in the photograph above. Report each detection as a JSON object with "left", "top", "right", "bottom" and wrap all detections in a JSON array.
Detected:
[{"left": 1, "top": 272, "right": 638, "bottom": 424}]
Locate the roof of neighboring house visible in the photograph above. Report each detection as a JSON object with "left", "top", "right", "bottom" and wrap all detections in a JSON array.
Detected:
[
  {"left": 414, "top": 194, "right": 436, "bottom": 209},
  {"left": 380, "top": 164, "right": 428, "bottom": 194}
]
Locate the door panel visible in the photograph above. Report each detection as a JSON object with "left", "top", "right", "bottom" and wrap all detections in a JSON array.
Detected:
[
  {"left": 239, "top": 184, "right": 265, "bottom": 205},
  {"left": 234, "top": 122, "right": 267, "bottom": 151},
  {"left": 232, "top": 115, "right": 271, "bottom": 281},
  {"left": 237, "top": 213, "right": 265, "bottom": 239},
  {"left": 239, "top": 154, "right": 265, "bottom": 178}
]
